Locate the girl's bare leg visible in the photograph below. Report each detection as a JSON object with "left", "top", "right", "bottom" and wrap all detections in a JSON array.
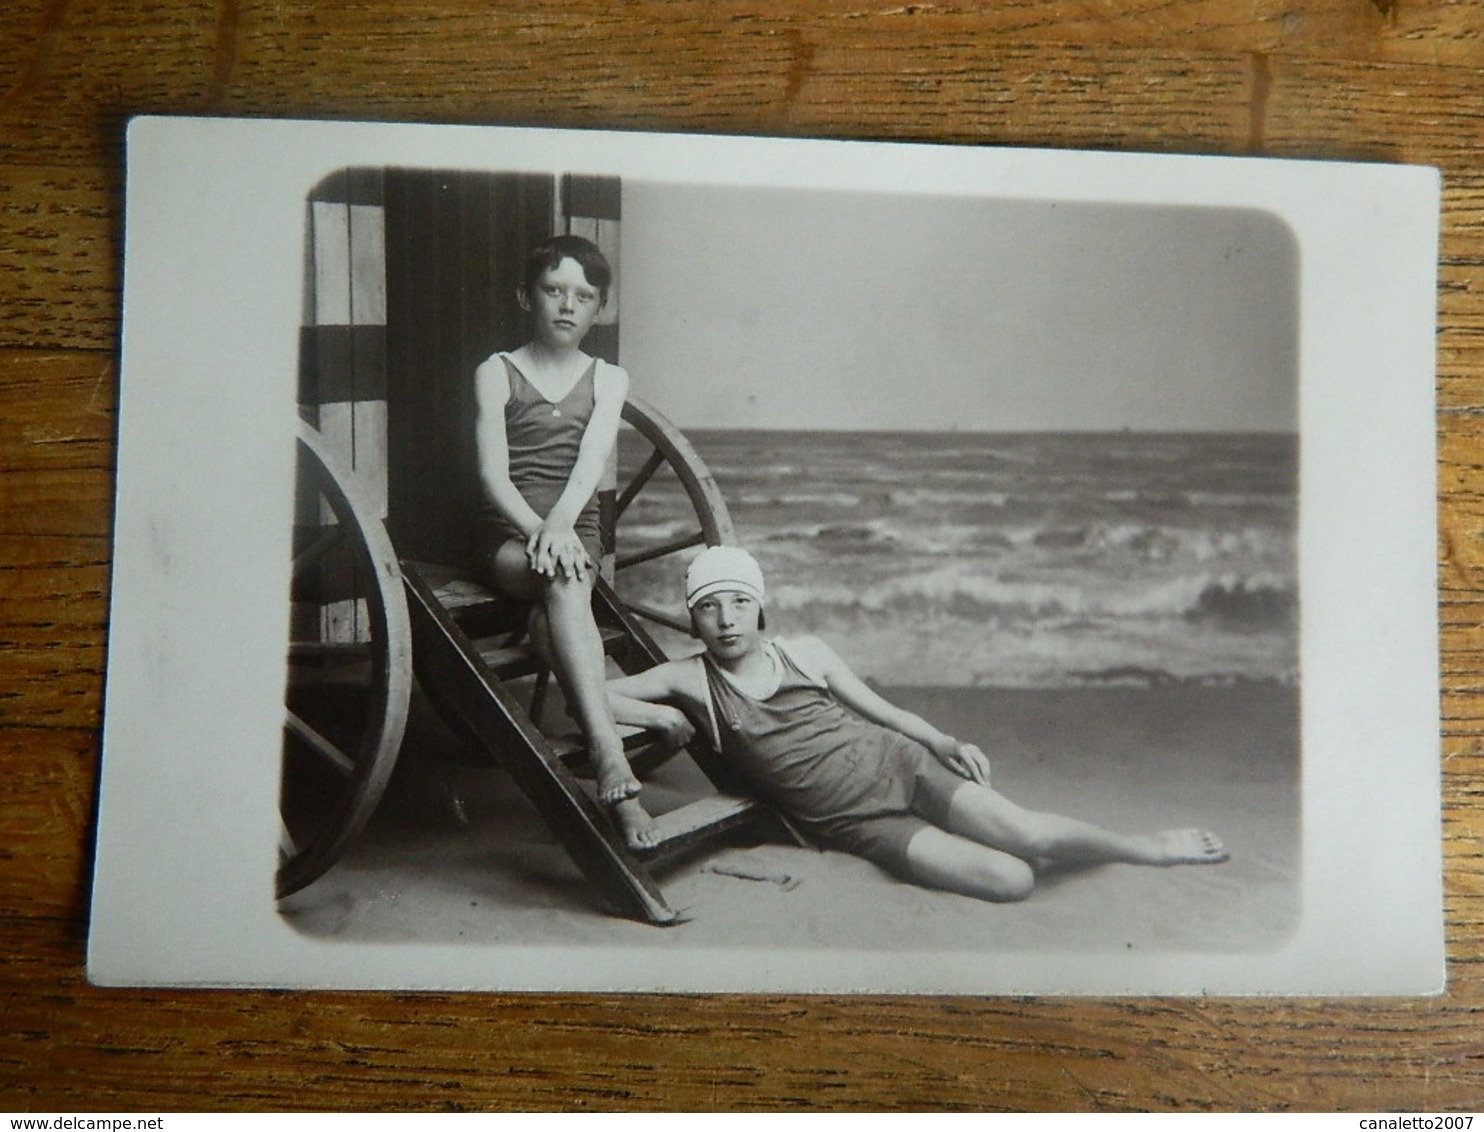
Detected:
[
  {"left": 944, "top": 783, "right": 1227, "bottom": 868},
  {"left": 905, "top": 827, "right": 1037, "bottom": 902},
  {"left": 904, "top": 784, "right": 1227, "bottom": 903}
]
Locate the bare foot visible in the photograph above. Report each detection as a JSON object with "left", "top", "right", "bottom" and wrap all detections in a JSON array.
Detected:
[
  {"left": 592, "top": 751, "right": 641, "bottom": 806},
  {"left": 1135, "top": 828, "right": 1228, "bottom": 865},
  {"left": 610, "top": 797, "right": 661, "bottom": 851}
]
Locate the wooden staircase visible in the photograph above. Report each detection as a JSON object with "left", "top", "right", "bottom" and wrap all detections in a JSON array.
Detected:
[{"left": 400, "top": 559, "right": 794, "bottom": 924}]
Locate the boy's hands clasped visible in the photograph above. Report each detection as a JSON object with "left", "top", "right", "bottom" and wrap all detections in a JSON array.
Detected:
[{"left": 526, "top": 522, "right": 591, "bottom": 581}]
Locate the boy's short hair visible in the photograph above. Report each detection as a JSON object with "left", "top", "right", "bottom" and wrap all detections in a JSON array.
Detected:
[{"left": 524, "top": 234, "right": 612, "bottom": 302}]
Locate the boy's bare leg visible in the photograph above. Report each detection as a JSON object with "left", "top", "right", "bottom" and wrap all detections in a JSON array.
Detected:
[
  {"left": 536, "top": 587, "right": 659, "bottom": 848},
  {"left": 608, "top": 798, "right": 661, "bottom": 852},
  {"left": 493, "top": 545, "right": 657, "bottom": 848},
  {"left": 538, "top": 580, "right": 659, "bottom": 828},
  {"left": 944, "top": 783, "right": 1228, "bottom": 868}
]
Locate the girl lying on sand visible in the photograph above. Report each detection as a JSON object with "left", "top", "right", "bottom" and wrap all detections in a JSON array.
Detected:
[{"left": 606, "top": 546, "right": 1228, "bottom": 902}]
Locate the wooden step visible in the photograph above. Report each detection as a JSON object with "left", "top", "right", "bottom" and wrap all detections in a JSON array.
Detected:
[
  {"left": 410, "top": 561, "right": 493, "bottom": 609},
  {"left": 407, "top": 560, "right": 524, "bottom": 637},
  {"left": 544, "top": 723, "right": 653, "bottom": 765},
  {"left": 473, "top": 625, "right": 628, "bottom": 680},
  {"left": 637, "top": 794, "right": 768, "bottom": 865},
  {"left": 544, "top": 724, "right": 686, "bottom": 782}
]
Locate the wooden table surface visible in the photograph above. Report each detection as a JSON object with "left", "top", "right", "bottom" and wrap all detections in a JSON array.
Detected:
[{"left": 4, "top": 0, "right": 1482, "bottom": 1112}]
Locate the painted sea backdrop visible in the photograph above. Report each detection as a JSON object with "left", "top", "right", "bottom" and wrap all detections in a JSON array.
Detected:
[{"left": 615, "top": 429, "right": 1298, "bottom": 690}]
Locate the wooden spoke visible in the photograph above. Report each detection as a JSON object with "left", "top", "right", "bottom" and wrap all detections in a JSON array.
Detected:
[
  {"left": 615, "top": 446, "right": 667, "bottom": 521},
  {"left": 279, "top": 819, "right": 299, "bottom": 860},
  {"left": 615, "top": 529, "right": 705, "bottom": 572},
  {"left": 288, "top": 640, "right": 375, "bottom": 664},
  {"left": 285, "top": 709, "right": 356, "bottom": 776},
  {"left": 619, "top": 397, "right": 734, "bottom": 546},
  {"left": 292, "top": 523, "right": 345, "bottom": 580},
  {"left": 625, "top": 602, "right": 693, "bottom": 635}
]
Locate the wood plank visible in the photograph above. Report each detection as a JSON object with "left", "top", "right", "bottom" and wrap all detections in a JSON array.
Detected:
[
  {"left": 0, "top": 165, "right": 117, "bottom": 351},
  {"left": 638, "top": 792, "right": 764, "bottom": 866},
  {"left": 0, "top": 13, "right": 1479, "bottom": 174},
  {"left": 0, "top": 728, "right": 97, "bottom": 921},
  {"left": 544, "top": 722, "right": 652, "bottom": 764},
  {"left": 0, "top": 960, "right": 1481, "bottom": 1110},
  {"left": 2, "top": 3, "right": 1483, "bottom": 175},
  {"left": 0, "top": 68, "right": 1480, "bottom": 354},
  {"left": 0, "top": 350, "right": 115, "bottom": 485},
  {"left": 0, "top": 351, "right": 111, "bottom": 729},
  {"left": 1, "top": 82, "right": 1483, "bottom": 355},
  {"left": 0, "top": 549, "right": 107, "bottom": 730}
]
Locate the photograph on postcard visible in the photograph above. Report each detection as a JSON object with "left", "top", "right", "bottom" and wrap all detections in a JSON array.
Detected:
[
  {"left": 89, "top": 118, "right": 1441, "bottom": 993},
  {"left": 278, "top": 165, "right": 1297, "bottom": 953}
]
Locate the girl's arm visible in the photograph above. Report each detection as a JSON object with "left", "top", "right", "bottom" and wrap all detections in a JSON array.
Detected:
[
  {"left": 788, "top": 636, "right": 992, "bottom": 785},
  {"left": 473, "top": 357, "right": 544, "bottom": 537},
  {"left": 606, "top": 660, "right": 705, "bottom": 748}
]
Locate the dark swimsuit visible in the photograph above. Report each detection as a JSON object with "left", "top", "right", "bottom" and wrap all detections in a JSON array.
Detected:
[
  {"left": 471, "top": 354, "right": 604, "bottom": 587},
  {"left": 700, "top": 639, "right": 968, "bottom": 877}
]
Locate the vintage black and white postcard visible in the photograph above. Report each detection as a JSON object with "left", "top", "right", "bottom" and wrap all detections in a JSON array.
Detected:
[{"left": 89, "top": 116, "right": 1443, "bottom": 993}]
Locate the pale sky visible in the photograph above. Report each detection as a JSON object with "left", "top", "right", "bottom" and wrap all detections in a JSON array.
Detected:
[{"left": 618, "top": 182, "right": 1297, "bottom": 433}]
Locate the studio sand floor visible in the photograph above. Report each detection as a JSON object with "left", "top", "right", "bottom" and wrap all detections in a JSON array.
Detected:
[{"left": 280, "top": 683, "right": 1299, "bottom": 961}]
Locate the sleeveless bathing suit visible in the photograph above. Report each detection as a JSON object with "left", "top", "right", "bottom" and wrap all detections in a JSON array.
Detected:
[
  {"left": 472, "top": 354, "right": 604, "bottom": 581},
  {"left": 700, "top": 639, "right": 966, "bottom": 875}
]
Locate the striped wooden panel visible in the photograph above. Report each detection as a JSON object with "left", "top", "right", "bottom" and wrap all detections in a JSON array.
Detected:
[{"left": 300, "top": 174, "right": 389, "bottom": 643}]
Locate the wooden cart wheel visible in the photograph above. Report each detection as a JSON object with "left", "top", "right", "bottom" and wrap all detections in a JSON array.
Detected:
[
  {"left": 612, "top": 395, "right": 736, "bottom": 636},
  {"left": 278, "top": 422, "right": 413, "bottom": 899}
]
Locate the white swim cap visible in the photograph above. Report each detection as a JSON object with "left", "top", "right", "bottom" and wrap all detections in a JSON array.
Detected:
[{"left": 684, "top": 546, "right": 766, "bottom": 609}]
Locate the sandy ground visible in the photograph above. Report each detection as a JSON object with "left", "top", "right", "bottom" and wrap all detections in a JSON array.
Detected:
[{"left": 279, "top": 682, "right": 1300, "bottom": 963}]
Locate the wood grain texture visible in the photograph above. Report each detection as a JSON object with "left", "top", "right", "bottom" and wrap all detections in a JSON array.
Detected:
[{"left": 1, "top": 0, "right": 1480, "bottom": 1112}]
